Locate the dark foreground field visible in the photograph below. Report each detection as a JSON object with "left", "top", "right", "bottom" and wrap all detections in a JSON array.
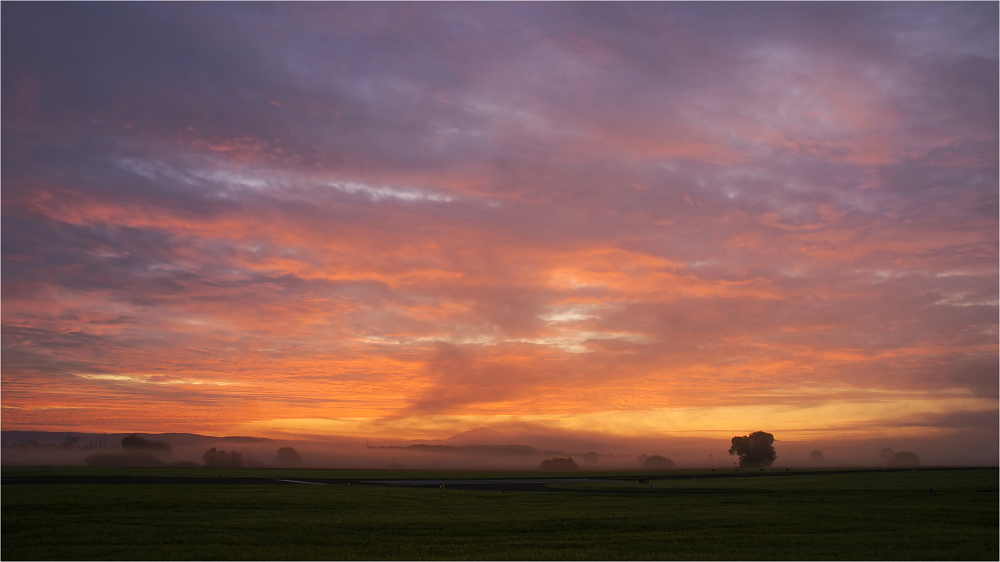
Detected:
[{"left": 2, "top": 467, "right": 997, "bottom": 560}]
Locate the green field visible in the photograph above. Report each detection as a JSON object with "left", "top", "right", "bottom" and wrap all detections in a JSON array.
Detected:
[
  {"left": 0, "top": 465, "right": 632, "bottom": 480},
  {"left": 3, "top": 467, "right": 997, "bottom": 560}
]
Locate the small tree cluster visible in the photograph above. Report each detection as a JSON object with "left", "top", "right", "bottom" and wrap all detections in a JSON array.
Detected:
[
  {"left": 888, "top": 451, "right": 920, "bottom": 467},
  {"left": 879, "top": 448, "right": 920, "bottom": 467},
  {"left": 637, "top": 454, "right": 675, "bottom": 469},
  {"left": 538, "top": 457, "right": 578, "bottom": 470},
  {"left": 203, "top": 447, "right": 242, "bottom": 468}
]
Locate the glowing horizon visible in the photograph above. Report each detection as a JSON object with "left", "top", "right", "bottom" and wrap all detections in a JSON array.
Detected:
[{"left": 2, "top": 3, "right": 997, "bottom": 456}]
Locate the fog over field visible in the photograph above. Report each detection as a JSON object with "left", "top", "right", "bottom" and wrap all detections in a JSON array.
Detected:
[{"left": 3, "top": 425, "right": 995, "bottom": 470}]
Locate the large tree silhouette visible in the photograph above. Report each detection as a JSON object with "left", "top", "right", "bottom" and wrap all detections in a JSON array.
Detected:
[{"left": 729, "top": 431, "right": 776, "bottom": 468}]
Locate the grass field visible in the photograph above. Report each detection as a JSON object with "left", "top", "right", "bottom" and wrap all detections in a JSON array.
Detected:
[
  {"left": 0, "top": 465, "right": 701, "bottom": 480},
  {"left": 2, "top": 467, "right": 997, "bottom": 560}
]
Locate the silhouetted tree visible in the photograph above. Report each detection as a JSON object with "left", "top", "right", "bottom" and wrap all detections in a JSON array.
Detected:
[
  {"left": 729, "top": 431, "right": 776, "bottom": 468},
  {"left": 888, "top": 451, "right": 920, "bottom": 467},
  {"left": 637, "top": 454, "right": 675, "bottom": 469},
  {"left": 538, "top": 457, "right": 578, "bottom": 470},
  {"left": 203, "top": 447, "right": 243, "bottom": 468},
  {"left": 879, "top": 448, "right": 895, "bottom": 464},
  {"left": 582, "top": 452, "right": 601, "bottom": 464},
  {"left": 810, "top": 450, "right": 824, "bottom": 463},
  {"left": 275, "top": 447, "right": 302, "bottom": 467}
]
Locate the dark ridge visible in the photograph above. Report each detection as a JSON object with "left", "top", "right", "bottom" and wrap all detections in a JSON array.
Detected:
[{"left": 406, "top": 444, "right": 538, "bottom": 456}]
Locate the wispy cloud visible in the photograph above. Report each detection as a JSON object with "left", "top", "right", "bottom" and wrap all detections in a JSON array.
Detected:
[
  {"left": 75, "top": 373, "right": 244, "bottom": 387},
  {"left": 118, "top": 156, "right": 457, "bottom": 203}
]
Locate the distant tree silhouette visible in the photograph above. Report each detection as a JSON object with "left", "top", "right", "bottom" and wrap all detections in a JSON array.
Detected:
[
  {"left": 121, "top": 434, "right": 172, "bottom": 454},
  {"left": 582, "top": 452, "right": 601, "bottom": 464},
  {"left": 637, "top": 454, "right": 675, "bottom": 469},
  {"left": 729, "top": 431, "right": 776, "bottom": 468},
  {"left": 275, "top": 447, "right": 302, "bottom": 467},
  {"left": 203, "top": 447, "right": 243, "bottom": 468},
  {"left": 888, "top": 451, "right": 920, "bottom": 467},
  {"left": 539, "top": 457, "right": 578, "bottom": 470},
  {"left": 810, "top": 450, "right": 824, "bottom": 463},
  {"left": 879, "top": 448, "right": 895, "bottom": 464}
]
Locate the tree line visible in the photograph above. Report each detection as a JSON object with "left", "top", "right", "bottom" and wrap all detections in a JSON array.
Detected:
[{"left": 82, "top": 434, "right": 302, "bottom": 468}]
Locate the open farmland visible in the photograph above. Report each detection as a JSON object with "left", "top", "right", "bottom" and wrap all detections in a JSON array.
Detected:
[{"left": 2, "top": 467, "right": 996, "bottom": 560}]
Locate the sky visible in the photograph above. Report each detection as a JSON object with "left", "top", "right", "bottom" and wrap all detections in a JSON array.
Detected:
[{"left": 2, "top": 2, "right": 997, "bottom": 459}]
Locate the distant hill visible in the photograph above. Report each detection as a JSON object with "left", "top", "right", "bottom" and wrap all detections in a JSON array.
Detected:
[
  {"left": 445, "top": 427, "right": 509, "bottom": 445},
  {"left": 220, "top": 436, "right": 274, "bottom": 443},
  {"left": 406, "top": 444, "right": 537, "bottom": 456},
  {"left": 395, "top": 427, "right": 541, "bottom": 456}
]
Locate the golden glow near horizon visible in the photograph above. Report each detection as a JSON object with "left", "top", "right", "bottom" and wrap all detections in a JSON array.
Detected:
[{"left": 2, "top": 4, "right": 997, "bottom": 458}]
